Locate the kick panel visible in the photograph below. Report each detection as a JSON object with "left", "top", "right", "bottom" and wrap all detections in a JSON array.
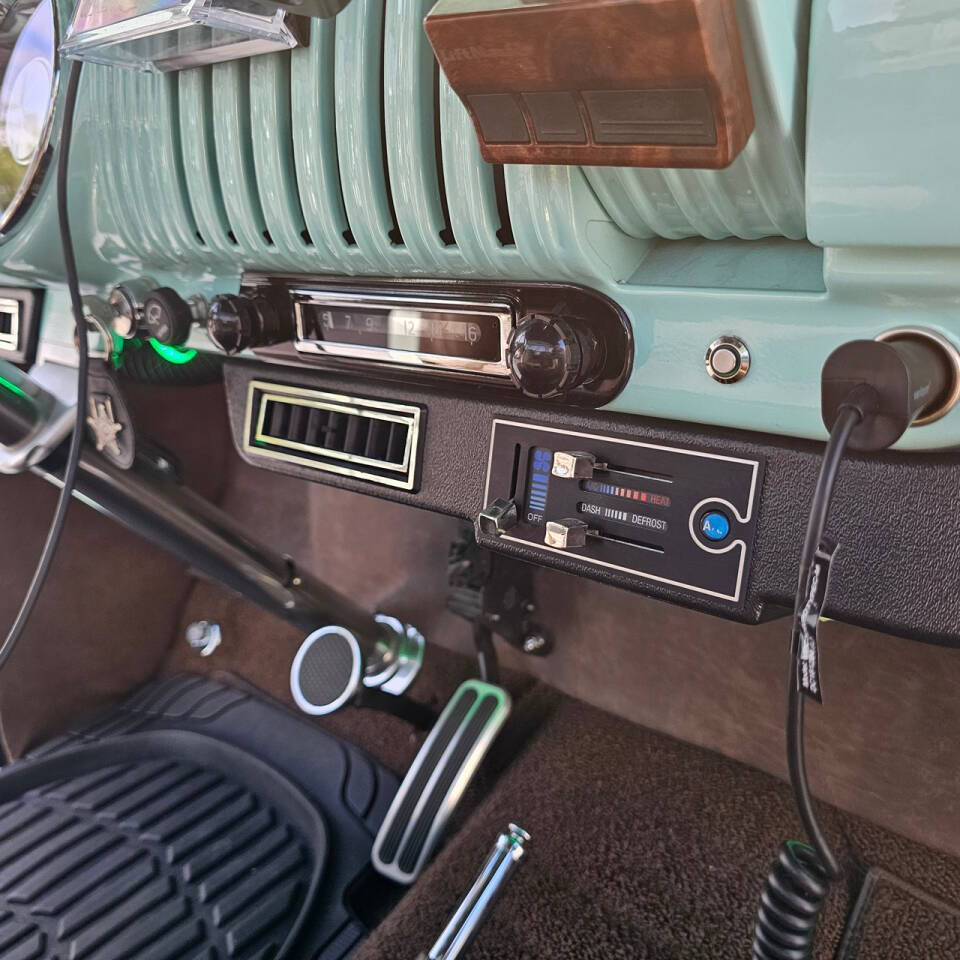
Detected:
[{"left": 482, "top": 420, "right": 763, "bottom": 603}]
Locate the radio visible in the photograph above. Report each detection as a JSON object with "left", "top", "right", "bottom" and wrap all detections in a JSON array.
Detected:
[
  {"left": 479, "top": 420, "right": 764, "bottom": 604},
  {"left": 223, "top": 277, "right": 633, "bottom": 407}
]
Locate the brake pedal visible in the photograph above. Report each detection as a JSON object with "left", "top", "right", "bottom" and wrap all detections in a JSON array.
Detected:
[{"left": 373, "top": 680, "right": 511, "bottom": 884}]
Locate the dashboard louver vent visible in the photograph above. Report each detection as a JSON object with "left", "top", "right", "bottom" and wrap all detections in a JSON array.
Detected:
[
  {"left": 243, "top": 380, "right": 422, "bottom": 490},
  {"left": 0, "top": 299, "right": 20, "bottom": 352}
]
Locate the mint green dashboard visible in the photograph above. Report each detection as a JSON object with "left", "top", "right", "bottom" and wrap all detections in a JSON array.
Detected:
[{"left": 5, "top": 0, "right": 960, "bottom": 450}]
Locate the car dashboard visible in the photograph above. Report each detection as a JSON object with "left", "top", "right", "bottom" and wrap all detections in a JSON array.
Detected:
[{"left": 3, "top": 0, "right": 960, "bottom": 648}]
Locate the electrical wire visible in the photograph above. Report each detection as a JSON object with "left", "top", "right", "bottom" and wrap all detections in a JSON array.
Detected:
[
  {"left": 0, "top": 61, "right": 87, "bottom": 672},
  {"left": 753, "top": 400, "right": 866, "bottom": 959},
  {"left": 786, "top": 403, "right": 860, "bottom": 880}
]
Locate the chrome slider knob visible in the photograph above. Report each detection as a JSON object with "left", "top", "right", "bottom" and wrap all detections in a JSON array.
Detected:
[
  {"left": 477, "top": 498, "right": 519, "bottom": 537},
  {"left": 545, "top": 518, "right": 590, "bottom": 550},
  {"left": 551, "top": 450, "right": 602, "bottom": 480}
]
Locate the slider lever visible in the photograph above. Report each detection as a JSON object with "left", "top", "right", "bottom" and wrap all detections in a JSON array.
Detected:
[
  {"left": 544, "top": 517, "right": 597, "bottom": 550},
  {"left": 417, "top": 824, "right": 530, "bottom": 960},
  {"left": 551, "top": 450, "right": 606, "bottom": 479}
]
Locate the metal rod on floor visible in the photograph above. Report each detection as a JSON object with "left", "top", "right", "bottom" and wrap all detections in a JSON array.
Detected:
[{"left": 420, "top": 824, "right": 530, "bottom": 960}]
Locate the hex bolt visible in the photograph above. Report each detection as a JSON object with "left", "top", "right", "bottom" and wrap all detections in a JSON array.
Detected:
[{"left": 185, "top": 620, "right": 222, "bottom": 657}]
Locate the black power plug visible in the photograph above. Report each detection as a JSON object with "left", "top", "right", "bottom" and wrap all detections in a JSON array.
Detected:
[{"left": 821, "top": 337, "right": 952, "bottom": 451}]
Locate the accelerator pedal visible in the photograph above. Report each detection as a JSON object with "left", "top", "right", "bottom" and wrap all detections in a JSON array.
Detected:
[{"left": 372, "top": 680, "right": 510, "bottom": 884}]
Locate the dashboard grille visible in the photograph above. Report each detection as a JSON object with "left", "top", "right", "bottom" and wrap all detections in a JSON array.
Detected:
[
  {"left": 89, "top": 0, "right": 525, "bottom": 280},
  {"left": 243, "top": 380, "right": 422, "bottom": 490},
  {"left": 83, "top": 0, "right": 805, "bottom": 286}
]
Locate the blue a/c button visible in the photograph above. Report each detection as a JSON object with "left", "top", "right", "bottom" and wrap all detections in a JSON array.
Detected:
[{"left": 700, "top": 511, "right": 731, "bottom": 542}]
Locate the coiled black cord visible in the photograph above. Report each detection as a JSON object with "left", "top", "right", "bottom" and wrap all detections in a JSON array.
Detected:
[
  {"left": 752, "top": 401, "right": 868, "bottom": 959},
  {"left": 0, "top": 61, "right": 86, "bottom": 671},
  {"left": 753, "top": 841, "right": 830, "bottom": 959}
]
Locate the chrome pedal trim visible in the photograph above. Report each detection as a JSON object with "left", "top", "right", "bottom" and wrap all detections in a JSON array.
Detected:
[{"left": 372, "top": 680, "right": 511, "bottom": 884}]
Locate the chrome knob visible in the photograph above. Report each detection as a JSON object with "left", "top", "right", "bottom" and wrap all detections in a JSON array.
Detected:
[
  {"left": 544, "top": 518, "right": 590, "bottom": 550},
  {"left": 706, "top": 336, "right": 750, "bottom": 383},
  {"left": 551, "top": 450, "right": 602, "bottom": 480},
  {"left": 477, "top": 498, "right": 519, "bottom": 537}
]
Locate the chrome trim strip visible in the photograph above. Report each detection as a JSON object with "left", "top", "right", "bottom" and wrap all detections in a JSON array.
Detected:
[
  {"left": 372, "top": 680, "right": 511, "bottom": 885},
  {"left": 242, "top": 380, "right": 422, "bottom": 491},
  {"left": 0, "top": 0, "right": 59, "bottom": 236},
  {"left": 875, "top": 326, "right": 960, "bottom": 426},
  {"left": 292, "top": 288, "right": 514, "bottom": 377},
  {"left": 483, "top": 419, "right": 759, "bottom": 603}
]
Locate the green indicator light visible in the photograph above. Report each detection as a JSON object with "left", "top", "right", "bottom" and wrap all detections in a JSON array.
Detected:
[
  {"left": 0, "top": 374, "right": 27, "bottom": 399},
  {"left": 149, "top": 339, "right": 197, "bottom": 365}
]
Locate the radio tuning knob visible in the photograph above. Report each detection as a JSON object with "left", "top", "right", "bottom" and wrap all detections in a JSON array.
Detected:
[
  {"left": 506, "top": 313, "right": 604, "bottom": 400},
  {"left": 207, "top": 294, "right": 290, "bottom": 355},
  {"left": 142, "top": 287, "right": 195, "bottom": 346}
]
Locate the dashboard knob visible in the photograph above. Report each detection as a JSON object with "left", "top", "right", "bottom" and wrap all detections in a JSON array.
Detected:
[
  {"left": 108, "top": 277, "right": 157, "bottom": 339},
  {"left": 207, "top": 293, "right": 289, "bottom": 355},
  {"left": 506, "top": 313, "right": 604, "bottom": 399},
  {"left": 477, "top": 498, "right": 519, "bottom": 537},
  {"left": 142, "top": 287, "right": 193, "bottom": 346}
]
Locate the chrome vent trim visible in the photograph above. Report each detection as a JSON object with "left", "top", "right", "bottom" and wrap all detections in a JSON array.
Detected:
[
  {"left": 243, "top": 380, "right": 422, "bottom": 490},
  {"left": 0, "top": 299, "right": 21, "bottom": 352}
]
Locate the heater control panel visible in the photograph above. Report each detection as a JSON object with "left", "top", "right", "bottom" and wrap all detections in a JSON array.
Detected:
[{"left": 480, "top": 420, "right": 764, "bottom": 604}]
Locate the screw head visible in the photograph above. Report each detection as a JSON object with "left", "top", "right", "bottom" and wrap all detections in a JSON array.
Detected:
[{"left": 522, "top": 633, "right": 547, "bottom": 654}]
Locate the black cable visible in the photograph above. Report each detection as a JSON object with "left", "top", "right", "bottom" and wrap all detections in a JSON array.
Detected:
[
  {"left": 786, "top": 403, "right": 860, "bottom": 879},
  {"left": 753, "top": 400, "right": 866, "bottom": 959},
  {"left": 0, "top": 61, "right": 87, "bottom": 671}
]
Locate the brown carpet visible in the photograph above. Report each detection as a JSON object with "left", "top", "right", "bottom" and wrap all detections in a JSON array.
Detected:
[
  {"left": 837, "top": 869, "right": 960, "bottom": 959},
  {"left": 356, "top": 694, "right": 960, "bottom": 960}
]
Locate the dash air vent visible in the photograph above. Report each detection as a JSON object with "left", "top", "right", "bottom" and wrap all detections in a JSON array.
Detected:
[
  {"left": 0, "top": 299, "right": 18, "bottom": 352},
  {"left": 243, "top": 380, "right": 423, "bottom": 490}
]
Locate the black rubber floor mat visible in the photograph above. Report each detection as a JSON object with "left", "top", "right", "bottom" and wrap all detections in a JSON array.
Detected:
[
  {"left": 837, "top": 868, "right": 960, "bottom": 959},
  {"left": 23, "top": 675, "right": 401, "bottom": 960},
  {"left": 0, "top": 731, "right": 326, "bottom": 960}
]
